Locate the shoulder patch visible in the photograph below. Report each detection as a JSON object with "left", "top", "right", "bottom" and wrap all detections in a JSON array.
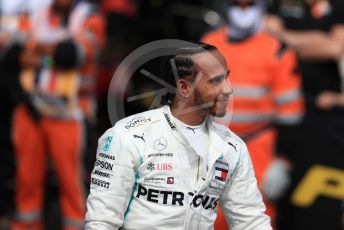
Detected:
[
  {"left": 116, "top": 107, "right": 162, "bottom": 132},
  {"left": 102, "top": 135, "right": 113, "bottom": 152},
  {"left": 122, "top": 116, "right": 152, "bottom": 130}
]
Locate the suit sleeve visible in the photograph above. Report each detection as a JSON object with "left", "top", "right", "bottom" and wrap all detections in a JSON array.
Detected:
[
  {"left": 220, "top": 143, "right": 272, "bottom": 230},
  {"left": 85, "top": 126, "right": 137, "bottom": 229}
]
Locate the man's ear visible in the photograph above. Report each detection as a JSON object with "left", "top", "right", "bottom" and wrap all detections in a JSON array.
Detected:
[{"left": 176, "top": 79, "right": 192, "bottom": 98}]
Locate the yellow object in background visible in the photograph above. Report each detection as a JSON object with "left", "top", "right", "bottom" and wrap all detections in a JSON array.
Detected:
[
  {"left": 20, "top": 68, "right": 81, "bottom": 118},
  {"left": 291, "top": 165, "right": 344, "bottom": 207}
]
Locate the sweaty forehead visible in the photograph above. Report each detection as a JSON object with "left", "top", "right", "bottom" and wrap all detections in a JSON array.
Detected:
[{"left": 191, "top": 50, "right": 229, "bottom": 77}]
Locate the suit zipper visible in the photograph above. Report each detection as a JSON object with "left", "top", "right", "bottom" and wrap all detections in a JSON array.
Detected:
[{"left": 183, "top": 155, "right": 201, "bottom": 229}]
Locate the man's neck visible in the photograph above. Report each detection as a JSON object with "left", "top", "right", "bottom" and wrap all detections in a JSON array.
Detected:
[{"left": 170, "top": 102, "right": 207, "bottom": 126}]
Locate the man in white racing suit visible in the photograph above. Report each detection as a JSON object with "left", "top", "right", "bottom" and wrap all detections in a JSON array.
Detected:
[{"left": 85, "top": 43, "right": 272, "bottom": 230}]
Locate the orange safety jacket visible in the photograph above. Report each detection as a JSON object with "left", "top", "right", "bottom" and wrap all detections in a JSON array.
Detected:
[
  {"left": 202, "top": 27, "right": 304, "bottom": 138},
  {"left": 203, "top": 26, "right": 304, "bottom": 230}
]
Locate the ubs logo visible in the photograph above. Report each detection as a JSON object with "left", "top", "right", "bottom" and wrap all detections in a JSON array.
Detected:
[
  {"left": 154, "top": 137, "right": 167, "bottom": 151},
  {"left": 146, "top": 162, "right": 172, "bottom": 171}
]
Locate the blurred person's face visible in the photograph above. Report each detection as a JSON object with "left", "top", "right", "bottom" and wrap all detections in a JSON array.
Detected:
[
  {"left": 305, "top": 0, "right": 325, "bottom": 6},
  {"left": 227, "top": 0, "right": 264, "bottom": 39},
  {"left": 304, "top": 0, "right": 331, "bottom": 18},
  {"left": 186, "top": 50, "right": 232, "bottom": 117}
]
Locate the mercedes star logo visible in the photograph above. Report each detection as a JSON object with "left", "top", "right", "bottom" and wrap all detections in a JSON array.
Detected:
[{"left": 154, "top": 137, "right": 167, "bottom": 151}]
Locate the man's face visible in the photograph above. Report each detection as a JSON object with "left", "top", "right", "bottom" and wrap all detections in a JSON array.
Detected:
[{"left": 190, "top": 50, "right": 233, "bottom": 117}]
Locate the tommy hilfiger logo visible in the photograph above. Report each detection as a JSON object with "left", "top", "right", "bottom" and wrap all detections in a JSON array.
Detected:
[
  {"left": 214, "top": 156, "right": 229, "bottom": 184},
  {"left": 215, "top": 167, "right": 228, "bottom": 182}
]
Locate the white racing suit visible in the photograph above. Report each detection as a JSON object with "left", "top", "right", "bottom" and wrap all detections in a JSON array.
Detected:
[{"left": 85, "top": 105, "right": 272, "bottom": 230}]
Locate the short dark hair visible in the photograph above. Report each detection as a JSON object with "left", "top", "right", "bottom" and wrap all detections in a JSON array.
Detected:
[{"left": 161, "top": 42, "right": 218, "bottom": 105}]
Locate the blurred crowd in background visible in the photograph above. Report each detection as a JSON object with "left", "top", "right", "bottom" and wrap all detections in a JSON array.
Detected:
[{"left": 0, "top": 0, "right": 344, "bottom": 229}]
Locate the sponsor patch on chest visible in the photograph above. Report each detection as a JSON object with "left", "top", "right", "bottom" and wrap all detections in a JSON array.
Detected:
[{"left": 208, "top": 157, "right": 230, "bottom": 195}]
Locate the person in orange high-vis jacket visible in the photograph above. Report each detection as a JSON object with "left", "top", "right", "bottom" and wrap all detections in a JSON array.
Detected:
[
  {"left": 12, "top": 0, "right": 105, "bottom": 229},
  {"left": 202, "top": 0, "right": 304, "bottom": 229}
]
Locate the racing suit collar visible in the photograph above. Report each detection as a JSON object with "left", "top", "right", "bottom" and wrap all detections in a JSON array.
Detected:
[
  {"left": 206, "top": 120, "right": 234, "bottom": 166},
  {"left": 161, "top": 105, "right": 231, "bottom": 165}
]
